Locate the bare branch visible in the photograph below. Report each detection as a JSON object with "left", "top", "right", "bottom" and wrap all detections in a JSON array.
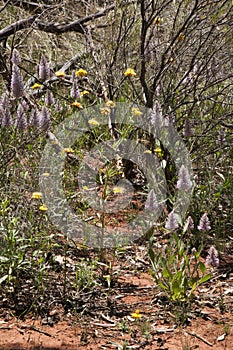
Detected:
[
  {"left": 0, "top": 4, "right": 115, "bottom": 42},
  {"left": 0, "top": 16, "right": 36, "bottom": 42}
]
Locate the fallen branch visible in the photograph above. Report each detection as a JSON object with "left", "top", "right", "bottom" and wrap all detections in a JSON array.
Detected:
[
  {"left": 20, "top": 324, "right": 52, "bottom": 337},
  {"left": 0, "top": 16, "right": 36, "bottom": 41},
  {"left": 186, "top": 330, "right": 213, "bottom": 347},
  {"left": 0, "top": 4, "right": 115, "bottom": 42}
]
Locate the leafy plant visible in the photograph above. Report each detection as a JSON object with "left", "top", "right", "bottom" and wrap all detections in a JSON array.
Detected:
[{"left": 148, "top": 230, "right": 211, "bottom": 303}]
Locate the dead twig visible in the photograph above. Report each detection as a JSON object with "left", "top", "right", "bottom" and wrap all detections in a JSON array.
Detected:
[
  {"left": 185, "top": 330, "right": 213, "bottom": 346},
  {"left": 20, "top": 324, "right": 52, "bottom": 337}
]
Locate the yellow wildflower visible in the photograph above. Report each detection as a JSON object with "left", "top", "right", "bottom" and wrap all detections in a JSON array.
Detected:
[
  {"left": 42, "top": 172, "right": 50, "bottom": 177},
  {"left": 154, "top": 17, "right": 163, "bottom": 25},
  {"left": 178, "top": 33, "right": 185, "bottom": 41},
  {"left": 75, "top": 69, "right": 88, "bottom": 77},
  {"left": 31, "top": 83, "right": 42, "bottom": 89},
  {"left": 63, "top": 148, "right": 74, "bottom": 153},
  {"left": 88, "top": 118, "right": 100, "bottom": 127},
  {"left": 32, "top": 192, "right": 42, "bottom": 199},
  {"left": 169, "top": 57, "right": 174, "bottom": 62},
  {"left": 105, "top": 100, "right": 115, "bottom": 108},
  {"left": 71, "top": 101, "right": 83, "bottom": 109},
  {"left": 100, "top": 107, "right": 110, "bottom": 115},
  {"left": 132, "top": 107, "right": 142, "bottom": 116},
  {"left": 124, "top": 68, "right": 136, "bottom": 77},
  {"left": 113, "top": 186, "right": 125, "bottom": 194},
  {"left": 154, "top": 147, "right": 163, "bottom": 156},
  {"left": 80, "top": 90, "right": 89, "bottom": 97},
  {"left": 39, "top": 203, "right": 47, "bottom": 211},
  {"left": 144, "top": 150, "right": 152, "bottom": 154},
  {"left": 83, "top": 186, "right": 89, "bottom": 190},
  {"left": 55, "top": 71, "right": 65, "bottom": 78},
  {"left": 131, "top": 310, "right": 142, "bottom": 319}
]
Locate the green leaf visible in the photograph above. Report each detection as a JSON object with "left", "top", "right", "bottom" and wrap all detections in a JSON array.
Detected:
[
  {"left": 172, "top": 280, "right": 181, "bottom": 295},
  {"left": 158, "top": 280, "right": 169, "bottom": 291},
  {"left": 173, "top": 270, "right": 182, "bottom": 284},
  {"left": 0, "top": 275, "right": 8, "bottom": 284},
  {"left": 162, "top": 267, "right": 172, "bottom": 279},
  {"left": 199, "top": 261, "right": 206, "bottom": 274},
  {"left": 0, "top": 256, "right": 9, "bottom": 262},
  {"left": 148, "top": 247, "right": 155, "bottom": 262},
  {"left": 198, "top": 273, "right": 211, "bottom": 285}
]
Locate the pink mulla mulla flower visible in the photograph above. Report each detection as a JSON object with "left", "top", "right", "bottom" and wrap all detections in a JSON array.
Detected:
[
  {"left": 11, "top": 64, "right": 24, "bottom": 99},
  {"left": 54, "top": 98, "right": 63, "bottom": 112},
  {"left": 151, "top": 100, "right": 163, "bottom": 127},
  {"left": 29, "top": 108, "right": 40, "bottom": 128},
  {"left": 183, "top": 118, "right": 194, "bottom": 138},
  {"left": 45, "top": 89, "right": 55, "bottom": 105},
  {"left": 165, "top": 211, "right": 179, "bottom": 231},
  {"left": 145, "top": 189, "right": 159, "bottom": 210},
  {"left": 185, "top": 215, "right": 194, "bottom": 230},
  {"left": 176, "top": 165, "right": 192, "bottom": 190},
  {"left": 39, "top": 106, "right": 51, "bottom": 131},
  {"left": 38, "top": 54, "right": 51, "bottom": 82},
  {"left": 70, "top": 72, "right": 80, "bottom": 99},
  {"left": 206, "top": 246, "right": 219, "bottom": 267},
  {"left": 197, "top": 213, "right": 211, "bottom": 231},
  {"left": 11, "top": 48, "right": 21, "bottom": 65},
  {"left": 15, "top": 103, "right": 28, "bottom": 130},
  {"left": 20, "top": 99, "right": 29, "bottom": 112},
  {"left": 0, "top": 93, "right": 12, "bottom": 128},
  {"left": 1, "top": 93, "right": 11, "bottom": 110},
  {"left": 0, "top": 106, "right": 13, "bottom": 128}
]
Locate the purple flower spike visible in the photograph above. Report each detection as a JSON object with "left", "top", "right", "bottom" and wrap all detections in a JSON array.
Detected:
[
  {"left": 145, "top": 189, "right": 159, "bottom": 210},
  {"left": 29, "top": 108, "right": 40, "bottom": 128},
  {"left": 39, "top": 55, "right": 51, "bottom": 82},
  {"left": 11, "top": 64, "right": 24, "bottom": 99},
  {"left": 40, "top": 106, "right": 51, "bottom": 131},
  {"left": 177, "top": 165, "right": 192, "bottom": 191},
  {"left": 70, "top": 72, "right": 80, "bottom": 99},
  {"left": 15, "top": 103, "right": 28, "bottom": 130},
  {"left": 198, "top": 213, "right": 211, "bottom": 231},
  {"left": 183, "top": 118, "right": 194, "bottom": 138},
  {"left": 206, "top": 246, "right": 219, "bottom": 267},
  {"left": 165, "top": 211, "right": 179, "bottom": 231},
  {"left": 45, "top": 89, "right": 55, "bottom": 105}
]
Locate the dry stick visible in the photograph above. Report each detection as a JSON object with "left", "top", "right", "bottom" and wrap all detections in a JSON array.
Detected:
[
  {"left": 185, "top": 330, "right": 213, "bottom": 347},
  {"left": 0, "top": 4, "right": 116, "bottom": 42},
  {"left": 20, "top": 324, "right": 52, "bottom": 337}
]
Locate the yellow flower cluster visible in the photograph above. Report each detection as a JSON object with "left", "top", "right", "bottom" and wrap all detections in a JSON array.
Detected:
[
  {"left": 178, "top": 33, "right": 185, "bottom": 41},
  {"left": 32, "top": 192, "right": 42, "bottom": 199},
  {"left": 154, "top": 147, "right": 163, "bottom": 156},
  {"left": 76, "top": 69, "right": 88, "bottom": 77},
  {"left": 113, "top": 186, "right": 125, "bottom": 194},
  {"left": 88, "top": 118, "right": 100, "bottom": 127},
  {"left": 132, "top": 107, "right": 142, "bottom": 116},
  {"left": 71, "top": 101, "right": 83, "bottom": 109},
  {"left": 105, "top": 100, "right": 115, "bottom": 108},
  {"left": 80, "top": 90, "right": 89, "bottom": 97},
  {"left": 131, "top": 310, "right": 142, "bottom": 319},
  {"left": 55, "top": 71, "right": 65, "bottom": 78},
  {"left": 63, "top": 148, "right": 75, "bottom": 153},
  {"left": 31, "top": 83, "right": 42, "bottom": 90},
  {"left": 154, "top": 17, "right": 163, "bottom": 25},
  {"left": 39, "top": 203, "right": 47, "bottom": 211},
  {"left": 100, "top": 107, "right": 110, "bottom": 115},
  {"left": 124, "top": 68, "right": 136, "bottom": 77}
]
